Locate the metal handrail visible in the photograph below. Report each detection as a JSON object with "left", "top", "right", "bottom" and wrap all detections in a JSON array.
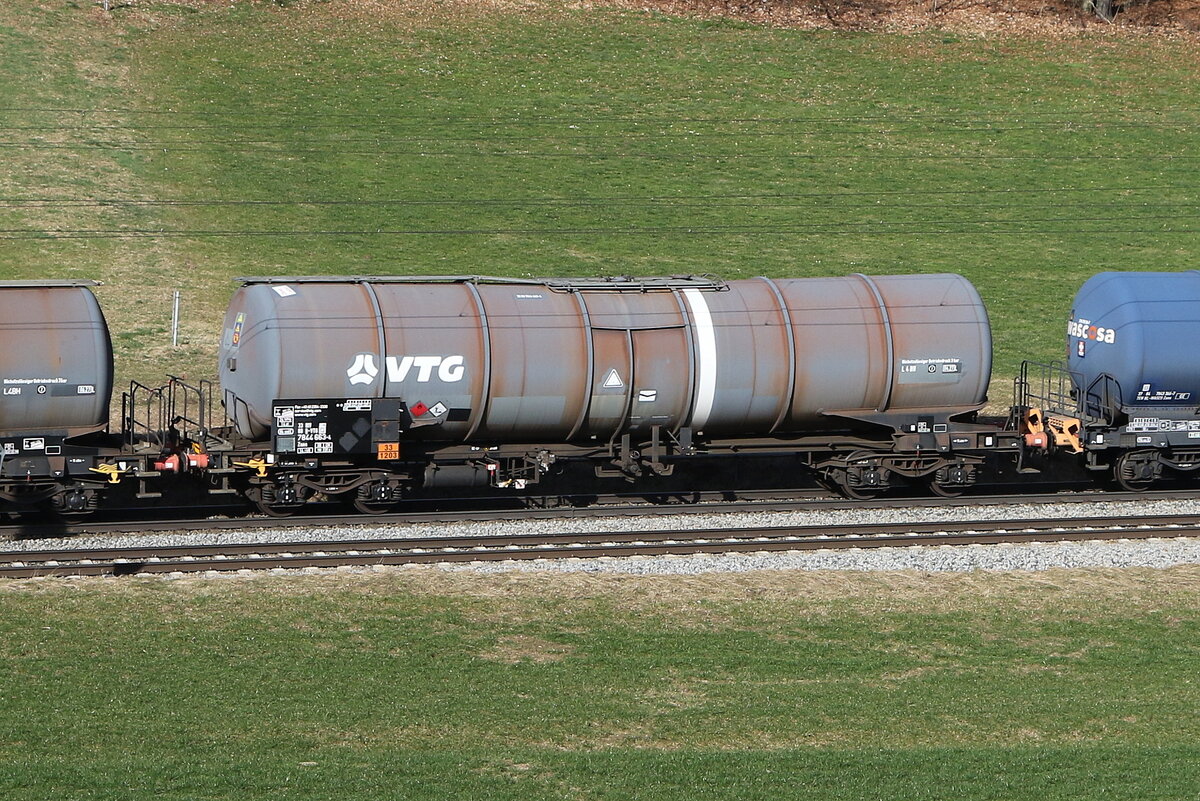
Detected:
[
  {"left": 123, "top": 377, "right": 232, "bottom": 452},
  {"left": 123, "top": 380, "right": 167, "bottom": 452},
  {"left": 1015, "top": 360, "right": 1126, "bottom": 425},
  {"left": 1015, "top": 360, "right": 1080, "bottom": 414},
  {"left": 1083, "top": 373, "right": 1123, "bottom": 424}
]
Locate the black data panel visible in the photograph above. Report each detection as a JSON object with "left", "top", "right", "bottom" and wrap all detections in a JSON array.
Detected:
[{"left": 271, "top": 398, "right": 407, "bottom": 457}]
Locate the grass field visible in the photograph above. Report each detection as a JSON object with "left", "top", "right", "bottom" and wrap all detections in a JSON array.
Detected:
[
  {"left": 4, "top": 3, "right": 1200, "bottom": 798},
  {"left": 3, "top": 1, "right": 1200, "bottom": 397},
  {"left": 2, "top": 567, "right": 1200, "bottom": 800}
]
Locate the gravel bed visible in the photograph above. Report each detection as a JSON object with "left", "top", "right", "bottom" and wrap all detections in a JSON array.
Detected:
[
  {"left": 437, "top": 537, "right": 1200, "bottom": 575},
  {"left": 6, "top": 497, "right": 1200, "bottom": 575}
]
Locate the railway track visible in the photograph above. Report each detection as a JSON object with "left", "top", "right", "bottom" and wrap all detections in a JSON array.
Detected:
[
  {"left": 3, "top": 513, "right": 1197, "bottom": 579},
  {"left": 2, "top": 485, "right": 1193, "bottom": 541}
]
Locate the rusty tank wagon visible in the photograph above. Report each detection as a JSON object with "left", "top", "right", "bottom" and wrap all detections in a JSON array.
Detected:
[
  {"left": 0, "top": 281, "right": 116, "bottom": 513},
  {"left": 217, "top": 274, "right": 1015, "bottom": 512}
]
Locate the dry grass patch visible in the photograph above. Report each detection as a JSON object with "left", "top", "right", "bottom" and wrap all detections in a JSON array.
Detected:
[
  {"left": 478, "top": 633, "right": 577, "bottom": 664},
  {"left": 98, "top": 0, "right": 1200, "bottom": 36},
  {"left": 592, "top": 0, "right": 1200, "bottom": 35},
  {"left": 11, "top": 563, "right": 1200, "bottom": 619},
  {"left": 548, "top": 722, "right": 858, "bottom": 751},
  {"left": 113, "top": 0, "right": 578, "bottom": 34}
]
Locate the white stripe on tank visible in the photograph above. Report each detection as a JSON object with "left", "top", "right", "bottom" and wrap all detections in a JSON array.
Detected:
[{"left": 683, "top": 288, "right": 717, "bottom": 430}]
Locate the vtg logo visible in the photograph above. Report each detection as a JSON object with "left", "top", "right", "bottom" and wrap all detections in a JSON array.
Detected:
[
  {"left": 346, "top": 354, "right": 466, "bottom": 386},
  {"left": 346, "top": 354, "right": 380, "bottom": 386}
]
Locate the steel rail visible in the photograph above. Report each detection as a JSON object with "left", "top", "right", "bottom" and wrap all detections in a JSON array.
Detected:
[
  {"left": 2, "top": 485, "right": 1194, "bottom": 541},
  {"left": 2, "top": 513, "right": 1196, "bottom": 579}
]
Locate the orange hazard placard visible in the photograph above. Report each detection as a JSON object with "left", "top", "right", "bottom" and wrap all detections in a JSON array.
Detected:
[{"left": 377, "top": 443, "right": 400, "bottom": 460}]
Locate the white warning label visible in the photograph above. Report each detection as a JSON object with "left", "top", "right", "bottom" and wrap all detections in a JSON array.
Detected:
[{"left": 898, "top": 357, "right": 963, "bottom": 384}]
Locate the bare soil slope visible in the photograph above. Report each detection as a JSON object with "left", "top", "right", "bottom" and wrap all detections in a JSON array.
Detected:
[
  {"left": 605, "top": 0, "right": 1200, "bottom": 34},
  {"left": 112, "top": 0, "right": 1200, "bottom": 35}
]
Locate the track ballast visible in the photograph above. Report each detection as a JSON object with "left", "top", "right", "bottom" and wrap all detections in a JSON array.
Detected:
[{"left": 5, "top": 512, "right": 1199, "bottom": 579}]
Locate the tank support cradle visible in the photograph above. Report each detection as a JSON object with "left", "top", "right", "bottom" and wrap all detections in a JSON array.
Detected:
[{"left": 596, "top": 427, "right": 687, "bottom": 481}]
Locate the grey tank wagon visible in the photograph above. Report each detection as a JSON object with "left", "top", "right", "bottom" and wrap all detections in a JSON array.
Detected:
[
  {"left": 217, "top": 274, "right": 1018, "bottom": 512},
  {"left": 0, "top": 281, "right": 119, "bottom": 513}
]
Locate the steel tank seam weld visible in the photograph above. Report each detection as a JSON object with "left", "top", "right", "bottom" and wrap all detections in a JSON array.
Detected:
[
  {"left": 852, "top": 273, "right": 895, "bottom": 413},
  {"left": 617, "top": 328, "right": 635, "bottom": 443},
  {"left": 565, "top": 290, "right": 593, "bottom": 442},
  {"left": 758, "top": 276, "right": 797, "bottom": 434},
  {"left": 463, "top": 281, "right": 491, "bottom": 441},
  {"left": 361, "top": 281, "right": 387, "bottom": 403}
]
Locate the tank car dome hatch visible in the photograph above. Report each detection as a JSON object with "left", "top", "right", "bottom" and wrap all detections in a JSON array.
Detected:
[
  {"left": 1067, "top": 271, "right": 1200, "bottom": 413},
  {"left": 0, "top": 281, "right": 113, "bottom": 436},
  {"left": 218, "top": 274, "right": 992, "bottom": 442}
]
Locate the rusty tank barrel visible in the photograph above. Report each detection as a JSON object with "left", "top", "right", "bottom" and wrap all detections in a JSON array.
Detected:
[
  {"left": 219, "top": 274, "right": 991, "bottom": 442},
  {"left": 0, "top": 281, "right": 113, "bottom": 436}
]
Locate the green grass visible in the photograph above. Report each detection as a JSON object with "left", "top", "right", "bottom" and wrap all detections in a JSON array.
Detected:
[
  {"left": 4, "top": 1, "right": 1200, "bottom": 397},
  {"left": 2, "top": 569, "right": 1199, "bottom": 799},
  {"left": 3, "top": 6, "right": 1200, "bottom": 796}
]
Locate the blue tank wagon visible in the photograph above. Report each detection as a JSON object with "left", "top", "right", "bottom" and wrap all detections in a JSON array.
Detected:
[{"left": 1020, "top": 271, "right": 1200, "bottom": 489}]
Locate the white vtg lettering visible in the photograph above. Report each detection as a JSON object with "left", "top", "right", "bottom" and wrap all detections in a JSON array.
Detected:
[{"left": 386, "top": 355, "right": 466, "bottom": 383}]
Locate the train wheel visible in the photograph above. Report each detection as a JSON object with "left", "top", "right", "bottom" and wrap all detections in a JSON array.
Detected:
[
  {"left": 830, "top": 472, "right": 881, "bottom": 500},
  {"left": 248, "top": 485, "right": 303, "bottom": 518},
  {"left": 830, "top": 454, "right": 888, "bottom": 500},
  {"left": 926, "top": 464, "right": 971, "bottom": 498},
  {"left": 351, "top": 482, "right": 400, "bottom": 514},
  {"left": 839, "top": 483, "right": 880, "bottom": 501},
  {"left": 927, "top": 479, "right": 966, "bottom": 498},
  {"left": 255, "top": 499, "right": 298, "bottom": 518},
  {"left": 49, "top": 487, "right": 99, "bottom": 517},
  {"left": 350, "top": 501, "right": 393, "bottom": 513},
  {"left": 1114, "top": 451, "right": 1159, "bottom": 492},
  {"left": 350, "top": 491, "right": 396, "bottom": 515}
]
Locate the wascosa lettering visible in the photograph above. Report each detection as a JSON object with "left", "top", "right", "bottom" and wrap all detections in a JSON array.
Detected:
[
  {"left": 346, "top": 354, "right": 466, "bottom": 385},
  {"left": 1068, "top": 318, "right": 1116, "bottom": 344}
]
